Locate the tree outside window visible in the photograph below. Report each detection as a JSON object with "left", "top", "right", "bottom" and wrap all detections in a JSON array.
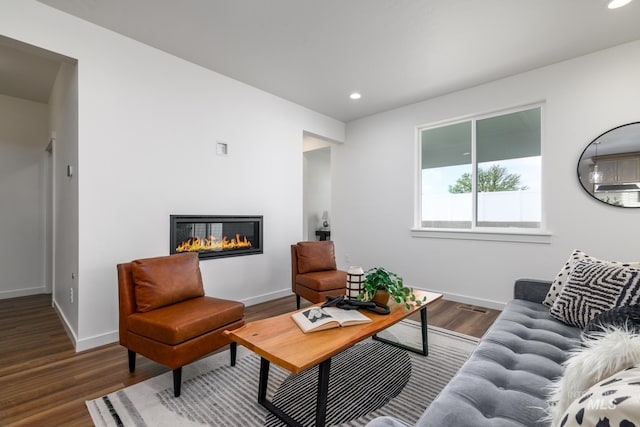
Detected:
[{"left": 448, "top": 165, "right": 528, "bottom": 194}]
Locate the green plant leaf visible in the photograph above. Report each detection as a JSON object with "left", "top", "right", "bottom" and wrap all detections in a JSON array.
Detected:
[{"left": 360, "top": 266, "right": 422, "bottom": 310}]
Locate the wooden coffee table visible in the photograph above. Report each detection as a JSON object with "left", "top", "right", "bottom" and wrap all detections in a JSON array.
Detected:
[{"left": 224, "top": 290, "right": 442, "bottom": 427}]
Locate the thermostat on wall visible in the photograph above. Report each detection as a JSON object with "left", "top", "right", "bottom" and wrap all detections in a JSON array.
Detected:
[{"left": 216, "top": 141, "right": 228, "bottom": 156}]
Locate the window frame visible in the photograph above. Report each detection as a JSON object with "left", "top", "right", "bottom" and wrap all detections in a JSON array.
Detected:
[{"left": 413, "top": 103, "right": 551, "bottom": 243}]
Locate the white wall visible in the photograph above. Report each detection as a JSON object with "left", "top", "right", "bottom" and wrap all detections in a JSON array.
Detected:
[
  {"left": 1, "top": 0, "right": 345, "bottom": 351},
  {"left": 334, "top": 40, "right": 640, "bottom": 309},
  {"left": 0, "top": 94, "right": 49, "bottom": 298}
]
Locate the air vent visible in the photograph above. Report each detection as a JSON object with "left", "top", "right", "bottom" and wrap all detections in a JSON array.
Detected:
[{"left": 457, "top": 304, "right": 488, "bottom": 314}]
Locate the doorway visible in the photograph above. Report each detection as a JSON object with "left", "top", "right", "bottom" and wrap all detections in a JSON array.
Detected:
[
  {"left": 303, "top": 134, "right": 333, "bottom": 242},
  {"left": 0, "top": 35, "right": 77, "bottom": 307}
]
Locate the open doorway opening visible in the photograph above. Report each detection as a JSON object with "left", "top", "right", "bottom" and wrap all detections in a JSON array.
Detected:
[
  {"left": 303, "top": 133, "right": 334, "bottom": 241},
  {"left": 0, "top": 35, "right": 77, "bottom": 309}
]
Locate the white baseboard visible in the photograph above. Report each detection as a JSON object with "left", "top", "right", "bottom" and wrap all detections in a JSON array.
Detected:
[
  {"left": 53, "top": 300, "right": 120, "bottom": 352},
  {"left": 0, "top": 286, "right": 48, "bottom": 300},
  {"left": 241, "top": 287, "right": 506, "bottom": 311},
  {"left": 60, "top": 289, "right": 295, "bottom": 352},
  {"left": 412, "top": 286, "right": 506, "bottom": 311},
  {"left": 51, "top": 286, "right": 502, "bottom": 353},
  {"left": 76, "top": 331, "right": 119, "bottom": 353},
  {"left": 242, "top": 287, "right": 506, "bottom": 311},
  {"left": 52, "top": 299, "right": 78, "bottom": 347},
  {"left": 442, "top": 292, "right": 506, "bottom": 310},
  {"left": 241, "top": 288, "right": 293, "bottom": 306}
]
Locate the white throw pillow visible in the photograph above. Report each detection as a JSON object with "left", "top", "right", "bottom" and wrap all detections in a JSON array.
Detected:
[
  {"left": 546, "top": 327, "right": 640, "bottom": 426},
  {"left": 542, "top": 250, "right": 640, "bottom": 308}
]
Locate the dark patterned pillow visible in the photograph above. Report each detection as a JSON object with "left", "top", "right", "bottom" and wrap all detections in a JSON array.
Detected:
[
  {"left": 550, "top": 261, "right": 640, "bottom": 328},
  {"left": 559, "top": 365, "right": 640, "bottom": 427},
  {"left": 542, "top": 249, "right": 640, "bottom": 308},
  {"left": 585, "top": 304, "right": 640, "bottom": 335}
]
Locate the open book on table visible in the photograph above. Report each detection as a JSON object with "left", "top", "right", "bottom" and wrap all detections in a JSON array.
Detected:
[{"left": 291, "top": 307, "right": 372, "bottom": 333}]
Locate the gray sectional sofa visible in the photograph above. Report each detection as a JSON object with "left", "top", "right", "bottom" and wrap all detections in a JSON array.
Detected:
[{"left": 367, "top": 279, "right": 583, "bottom": 427}]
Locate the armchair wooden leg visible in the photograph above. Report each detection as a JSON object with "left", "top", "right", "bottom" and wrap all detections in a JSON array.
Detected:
[
  {"left": 173, "top": 367, "right": 182, "bottom": 397},
  {"left": 128, "top": 350, "right": 136, "bottom": 373},
  {"left": 296, "top": 294, "right": 301, "bottom": 309},
  {"left": 230, "top": 341, "right": 237, "bottom": 366}
]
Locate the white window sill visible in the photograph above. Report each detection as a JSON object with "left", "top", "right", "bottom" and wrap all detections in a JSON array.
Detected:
[{"left": 410, "top": 228, "right": 552, "bottom": 244}]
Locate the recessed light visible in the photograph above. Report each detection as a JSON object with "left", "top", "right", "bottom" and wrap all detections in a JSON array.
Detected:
[
  {"left": 349, "top": 92, "right": 361, "bottom": 100},
  {"left": 608, "top": 0, "right": 632, "bottom": 9}
]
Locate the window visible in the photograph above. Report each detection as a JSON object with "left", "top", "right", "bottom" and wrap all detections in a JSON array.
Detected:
[{"left": 419, "top": 106, "right": 541, "bottom": 230}]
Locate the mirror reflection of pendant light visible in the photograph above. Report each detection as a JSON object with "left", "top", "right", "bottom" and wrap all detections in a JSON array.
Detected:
[
  {"left": 608, "top": 0, "right": 632, "bottom": 9},
  {"left": 589, "top": 141, "right": 603, "bottom": 184}
]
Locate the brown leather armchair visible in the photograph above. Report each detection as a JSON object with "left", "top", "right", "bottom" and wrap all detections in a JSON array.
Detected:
[
  {"left": 117, "top": 252, "right": 244, "bottom": 397},
  {"left": 291, "top": 241, "right": 347, "bottom": 309}
]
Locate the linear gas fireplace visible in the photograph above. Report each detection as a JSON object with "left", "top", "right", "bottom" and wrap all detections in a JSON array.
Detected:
[{"left": 170, "top": 215, "right": 263, "bottom": 260}]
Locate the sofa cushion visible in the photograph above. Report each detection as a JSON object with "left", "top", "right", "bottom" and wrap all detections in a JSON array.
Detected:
[
  {"left": 549, "top": 261, "right": 640, "bottom": 328},
  {"left": 127, "top": 296, "right": 244, "bottom": 345},
  {"left": 296, "top": 241, "right": 337, "bottom": 274},
  {"left": 414, "top": 299, "right": 582, "bottom": 427},
  {"left": 132, "top": 253, "right": 204, "bottom": 313},
  {"left": 543, "top": 249, "right": 640, "bottom": 308}
]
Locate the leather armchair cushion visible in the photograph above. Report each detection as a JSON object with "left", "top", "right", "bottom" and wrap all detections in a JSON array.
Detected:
[
  {"left": 296, "top": 241, "right": 337, "bottom": 274},
  {"left": 296, "top": 270, "right": 347, "bottom": 291},
  {"left": 132, "top": 253, "right": 205, "bottom": 313},
  {"left": 127, "top": 296, "right": 244, "bottom": 345}
]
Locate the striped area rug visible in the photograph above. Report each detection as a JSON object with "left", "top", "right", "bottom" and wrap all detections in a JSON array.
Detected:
[{"left": 86, "top": 322, "right": 478, "bottom": 427}]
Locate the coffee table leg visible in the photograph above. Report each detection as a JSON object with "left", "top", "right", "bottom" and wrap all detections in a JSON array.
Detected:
[
  {"left": 258, "top": 357, "right": 332, "bottom": 427},
  {"left": 373, "top": 305, "right": 429, "bottom": 356},
  {"left": 258, "top": 357, "right": 270, "bottom": 404},
  {"left": 257, "top": 357, "right": 302, "bottom": 426},
  {"left": 316, "top": 358, "right": 331, "bottom": 427},
  {"left": 420, "top": 305, "right": 428, "bottom": 356}
]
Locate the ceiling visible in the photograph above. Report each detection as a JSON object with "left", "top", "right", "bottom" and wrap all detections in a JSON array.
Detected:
[
  {"left": 8, "top": 1, "right": 640, "bottom": 121},
  {"left": 0, "top": 37, "right": 68, "bottom": 104}
]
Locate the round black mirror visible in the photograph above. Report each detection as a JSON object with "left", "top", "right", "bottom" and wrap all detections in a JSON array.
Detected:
[{"left": 578, "top": 122, "right": 640, "bottom": 207}]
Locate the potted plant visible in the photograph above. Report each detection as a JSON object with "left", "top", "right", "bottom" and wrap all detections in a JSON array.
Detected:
[{"left": 358, "top": 267, "right": 426, "bottom": 309}]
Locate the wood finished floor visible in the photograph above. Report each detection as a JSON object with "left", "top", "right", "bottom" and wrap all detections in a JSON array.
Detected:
[{"left": 0, "top": 293, "right": 500, "bottom": 426}]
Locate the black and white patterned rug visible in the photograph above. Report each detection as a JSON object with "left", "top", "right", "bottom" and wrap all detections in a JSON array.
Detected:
[{"left": 87, "top": 322, "right": 477, "bottom": 427}]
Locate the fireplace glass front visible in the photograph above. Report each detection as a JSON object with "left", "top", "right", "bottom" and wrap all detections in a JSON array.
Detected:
[{"left": 170, "top": 215, "right": 263, "bottom": 260}]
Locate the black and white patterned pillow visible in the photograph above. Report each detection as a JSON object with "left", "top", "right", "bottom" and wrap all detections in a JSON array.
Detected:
[
  {"left": 542, "top": 250, "right": 640, "bottom": 308},
  {"left": 550, "top": 261, "right": 640, "bottom": 328},
  {"left": 559, "top": 364, "right": 640, "bottom": 427}
]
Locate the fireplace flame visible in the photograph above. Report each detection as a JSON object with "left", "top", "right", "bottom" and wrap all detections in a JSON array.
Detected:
[{"left": 176, "top": 234, "right": 252, "bottom": 253}]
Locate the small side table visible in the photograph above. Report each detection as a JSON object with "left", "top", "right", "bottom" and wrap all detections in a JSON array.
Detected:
[{"left": 315, "top": 229, "right": 330, "bottom": 241}]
